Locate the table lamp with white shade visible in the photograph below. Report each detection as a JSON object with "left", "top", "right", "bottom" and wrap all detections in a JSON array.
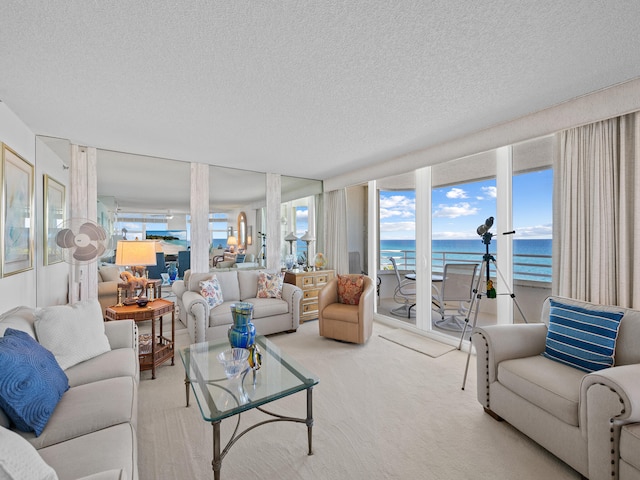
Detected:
[
  {"left": 300, "top": 231, "right": 315, "bottom": 270},
  {"left": 115, "top": 240, "right": 157, "bottom": 305}
]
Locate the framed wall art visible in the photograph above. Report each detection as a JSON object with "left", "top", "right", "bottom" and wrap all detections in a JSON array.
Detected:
[
  {"left": 43, "top": 174, "right": 66, "bottom": 265},
  {"left": 1, "top": 143, "right": 34, "bottom": 277}
]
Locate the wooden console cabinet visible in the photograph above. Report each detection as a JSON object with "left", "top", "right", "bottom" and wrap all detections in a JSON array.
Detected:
[{"left": 283, "top": 270, "right": 335, "bottom": 323}]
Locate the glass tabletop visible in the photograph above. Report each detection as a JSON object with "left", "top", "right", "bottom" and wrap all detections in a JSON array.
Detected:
[{"left": 179, "top": 336, "right": 319, "bottom": 422}]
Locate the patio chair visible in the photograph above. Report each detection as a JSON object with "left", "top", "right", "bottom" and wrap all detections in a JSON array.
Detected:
[
  {"left": 431, "top": 263, "right": 478, "bottom": 331},
  {"left": 389, "top": 257, "right": 416, "bottom": 318}
]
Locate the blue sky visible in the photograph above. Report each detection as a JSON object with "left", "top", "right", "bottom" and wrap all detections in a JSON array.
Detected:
[{"left": 380, "top": 169, "right": 553, "bottom": 240}]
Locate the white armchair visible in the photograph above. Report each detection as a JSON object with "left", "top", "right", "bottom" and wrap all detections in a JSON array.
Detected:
[{"left": 472, "top": 295, "right": 640, "bottom": 480}]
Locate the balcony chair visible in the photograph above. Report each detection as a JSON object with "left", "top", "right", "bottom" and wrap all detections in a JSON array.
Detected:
[
  {"left": 318, "top": 274, "right": 375, "bottom": 344},
  {"left": 431, "top": 263, "right": 478, "bottom": 331},
  {"left": 177, "top": 250, "right": 190, "bottom": 279},
  {"left": 389, "top": 257, "right": 416, "bottom": 318},
  {"left": 146, "top": 252, "right": 166, "bottom": 280}
]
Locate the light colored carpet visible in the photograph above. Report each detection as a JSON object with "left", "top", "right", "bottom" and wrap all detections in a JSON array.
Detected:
[
  {"left": 137, "top": 319, "right": 581, "bottom": 480},
  {"left": 379, "top": 329, "right": 455, "bottom": 357}
]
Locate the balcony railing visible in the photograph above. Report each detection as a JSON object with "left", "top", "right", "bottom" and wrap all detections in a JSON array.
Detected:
[{"left": 381, "top": 249, "right": 552, "bottom": 283}]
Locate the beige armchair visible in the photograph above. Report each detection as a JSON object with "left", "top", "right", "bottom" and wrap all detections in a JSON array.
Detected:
[
  {"left": 97, "top": 265, "right": 121, "bottom": 315},
  {"left": 318, "top": 274, "right": 374, "bottom": 344}
]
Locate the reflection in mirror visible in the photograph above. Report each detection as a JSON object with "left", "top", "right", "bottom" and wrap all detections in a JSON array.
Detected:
[
  {"left": 281, "top": 175, "right": 323, "bottom": 203},
  {"left": 237, "top": 212, "right": 247, "bottom": 249}
]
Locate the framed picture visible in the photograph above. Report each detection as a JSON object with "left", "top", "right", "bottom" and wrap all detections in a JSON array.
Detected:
[
  {"left": 43, "top": 174, "right": 66, "bottom": 265},
  {"left": 1, "top": 143, "right": 34, "bottom": 277}
]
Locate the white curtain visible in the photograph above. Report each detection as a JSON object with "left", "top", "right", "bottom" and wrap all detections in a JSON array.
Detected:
[
  {"left": 554, "top": 111, "right": 640, "bottom": 307},
  {"left": 323, "top": 189, "right": 349, "bottom": 274}
]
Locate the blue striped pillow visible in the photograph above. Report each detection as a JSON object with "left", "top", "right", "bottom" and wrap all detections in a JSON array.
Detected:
[{"left": 542, "top": 299, "right": 624, "bottom": 372}]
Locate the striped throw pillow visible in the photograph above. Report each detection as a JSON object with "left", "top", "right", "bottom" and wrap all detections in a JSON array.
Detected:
[{"left": 542, "top": 299, "right": 624, "bottom": 372}]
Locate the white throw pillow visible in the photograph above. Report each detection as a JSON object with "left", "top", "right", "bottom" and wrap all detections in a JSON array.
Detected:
[
  {"left": 0, "top": 427, "right": 58, "bottom": 479},
  {"left": 34, "top": 300, "right": 111, "bottom": 371}
]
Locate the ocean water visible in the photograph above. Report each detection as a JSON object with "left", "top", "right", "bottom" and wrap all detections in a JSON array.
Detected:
[{"left": 381, "top": 238, "right": 552, "bottom": 282}]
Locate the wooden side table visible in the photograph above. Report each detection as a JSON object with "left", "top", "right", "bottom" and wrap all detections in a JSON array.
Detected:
[
  {"left": 105, "top": 298, "right": 175, "bottom": 379},
  {"left": 283, "top": 269, "right": 335, "bottom": 322}
]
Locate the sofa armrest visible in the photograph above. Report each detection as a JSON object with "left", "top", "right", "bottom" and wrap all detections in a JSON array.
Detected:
[
  {"left": 183, "top": 290, "right": 210, "bottom": 343},
  {"left": 281, "top": 283, "right": 303, "bottom": 330},
  {"left": 581, "top": 364, "right": 640, "bottom": 425},
  {"left": 104, "top": 319, "right": 136, "bottom": 350},
  {"left": 580, "top": 364, "right": 640, "bottom": 479},
  {"left": 318, "top": 278, "right": 338, "bottom": 314},
  {"left": 172, "top": 279, "right": 186, "bottom": 298},
  {"left": 471, "top": 323, "right": 547, "bottom": 406}
]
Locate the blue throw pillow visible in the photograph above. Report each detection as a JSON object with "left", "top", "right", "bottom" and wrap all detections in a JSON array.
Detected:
[
  {"left": 0, "top": 328, "right": 69, "bottom": 436},
  {"left": 542, "top": 299, "right": 624, "bottom": 372}
]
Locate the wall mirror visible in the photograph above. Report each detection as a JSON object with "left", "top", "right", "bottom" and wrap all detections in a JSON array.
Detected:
[{"left": 237, "top": 211, "right": 247, "bottom": 249}]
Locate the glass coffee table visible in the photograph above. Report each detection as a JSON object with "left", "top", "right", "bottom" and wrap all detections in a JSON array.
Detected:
[{"left": 179, "top": 336, "right": 319, "bottom": 479}]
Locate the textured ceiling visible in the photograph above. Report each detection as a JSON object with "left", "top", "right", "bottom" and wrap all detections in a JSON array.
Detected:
[{"left": 2, "top": 1, "right": 640, "bottom": 183}]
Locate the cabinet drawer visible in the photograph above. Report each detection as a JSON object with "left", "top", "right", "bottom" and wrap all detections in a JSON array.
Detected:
[
  {"left": 315, "top": 274, "right": 329, "bottom": 285},
  {"left": 302, "top": 276, "right": 315, "bottom": 287},
  {"left": 302, "top": 303, "right": 318, "bottom": 315},
  {"left": 303, "top": 289, "right": 319, "bottom": 300}
]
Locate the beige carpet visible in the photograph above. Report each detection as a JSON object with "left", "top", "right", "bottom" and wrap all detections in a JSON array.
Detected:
[
  {"left": 379, "top": 329, "right": 455, "bottom": 357},
  {"left": 137, "top": 319, "right": 581, "bottom": 480}
]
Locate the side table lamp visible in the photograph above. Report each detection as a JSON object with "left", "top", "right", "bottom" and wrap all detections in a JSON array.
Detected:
[
  {"left": 300, "top": 231, "right": 315, "bottom": 271},
  {"left": 115, "top": 240, "right": 158, "bottom": 306}
]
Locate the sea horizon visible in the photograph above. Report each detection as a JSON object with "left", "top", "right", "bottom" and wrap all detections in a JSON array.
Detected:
[{"left": 381, "top": 238, "right": 552, "bottom": 282}]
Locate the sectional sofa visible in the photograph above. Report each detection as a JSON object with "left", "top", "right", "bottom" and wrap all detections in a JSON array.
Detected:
[{"left": 0, "top": 300, "right": 138, "bottom": 480}]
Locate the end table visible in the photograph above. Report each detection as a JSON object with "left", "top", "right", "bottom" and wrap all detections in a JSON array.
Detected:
[{"left": 105, "top": 298, "right": 175, "bottom": 379}]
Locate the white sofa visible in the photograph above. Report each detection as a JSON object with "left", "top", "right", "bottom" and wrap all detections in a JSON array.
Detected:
[
  {"left": 175, "top": 269, "right": 302, "bottom": 343},
  {"left": 0, "top": 301, "right": 139, "bottom": 480},
  {"left": 472, "top": 295, "right": 640, "bottom": 480}
]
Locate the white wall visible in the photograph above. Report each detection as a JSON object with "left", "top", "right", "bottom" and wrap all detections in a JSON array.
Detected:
[{"left": 0, "top": 103, "right": 69, "bottom": 312}]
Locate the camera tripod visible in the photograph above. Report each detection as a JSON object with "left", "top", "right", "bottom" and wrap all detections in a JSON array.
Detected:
[{"left": 459, "top": 230, "right": 528, "bottom": 391}]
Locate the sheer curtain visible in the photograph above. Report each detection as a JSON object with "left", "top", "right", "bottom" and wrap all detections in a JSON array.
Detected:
[
  {"left": 554, "top": 111, "right": 640, "bottom": 307},
  {"left": 323, "top": 189, "right": 349, "bottom": 274}
]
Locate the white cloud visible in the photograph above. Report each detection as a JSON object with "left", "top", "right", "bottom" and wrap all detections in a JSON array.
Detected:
[
  {"left": 446, "top": 188, "right": 468, "bottom": 199},
  {"left": 379, "top": 194, "right": 415, "bottom": 220},
  {"left": 433, "top": 202, "right": 479, "bottom": 218},
  {"left": 482, "top": 186, "right": 497, "bottom": 198},
  {"left": 512, "top": 224, "right": 552, "bottom": 238}
]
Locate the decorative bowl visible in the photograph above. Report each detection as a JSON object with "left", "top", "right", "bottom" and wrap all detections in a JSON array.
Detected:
[
  {"left": 217, "top": 348, "right": 250, "bottom": 379},
  {"left": 136, "top": 296, "right": 149, "bottom": 307}
]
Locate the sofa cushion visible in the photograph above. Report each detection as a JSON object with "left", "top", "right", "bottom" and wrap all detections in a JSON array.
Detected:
[
  {"left": 200, "top": 276, "right": 224, "bottom": 308},
  {"left": 247, "top": 297, "right": 289, "bottom": 319},
  {"left": 257, "top": 272, "right": 282, "bottom": 299},
  {"left": 99, "top": 266, "right": 121, "bottom": 283},
  {"left": 0, "top": 305, "right": 37, "bottom": 338},
  {"left": 215, "top": 271, "right": 241, "bottom": 301},
  {"left": 337, "top": 274, "right": 364, "bottom": 305},
  {"left": 209, "top": 302, "right": 235, "bottom": 327},
  {"left": 498, "top": 354, "right": 585, "bottom": 426},
  {"left": 39, "top": 423, "right": 136, "bottom": 480},
  {"left": 238, "top": 270, "right": 260, "bottom": 299},
  {"left": 186, "top": 272, "right": 213, "bottom": 292},
  {"left": 0, "top": 328, "right": 70, "bottom": 436},
  {"left": 620, "top": 423, "right": 640, "bottom": 473},
  {"left": 543, "top": 299, "right": 624, "bottom": 372},
  {"left": 35, "top": 300, "right": 111, "bottom": 371},
  {"left": 64, "top": 348, "right": 138, "bottom": 388},
  {"left": 21, "top": 376, "right": 137, "bottom": 450},
  {"left": 322, "top": 303, "right": 359, "bottom": 323},
  {"left": 0, "top": 426, "right": 58, "bottom": 480}
]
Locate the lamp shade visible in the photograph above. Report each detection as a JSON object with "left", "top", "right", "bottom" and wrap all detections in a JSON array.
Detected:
[
  {"left": 300, "top": 231, "right": 315, "bottom": 242},
  {"left": 115, "top": 240, "right": 157, "bottom": 267},
  {"left": 227, "top": 235, "right": 238, "bottom": 246},
  {"left": 285, "top": 232, "right": 298, "bottom": 242}
]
